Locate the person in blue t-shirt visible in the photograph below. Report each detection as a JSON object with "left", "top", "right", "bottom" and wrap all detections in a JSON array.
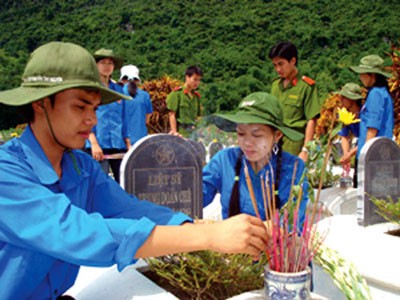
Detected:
[
  {"left": 86, "top": 49, "right": 129, "bottom": 183},
  {"left": 203, "top": 92, "right": 309, "bottom": 226},
  {"left": 349, "top": 55, "right": 394, "bottom": 185},
  {"left": 119, "top": 65, "right": 153, "bottom": 147},
  {"left": 0, "top": 42, "right": 268, "bottom": 300},
  {"left": 336, "top": 83, "right": 364, "bottom": 188}
]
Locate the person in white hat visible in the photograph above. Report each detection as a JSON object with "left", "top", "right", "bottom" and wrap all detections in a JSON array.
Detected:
[
  {"left": 119, "top": 64, "right": 153, "bottom": 147},
  {"left": 119, "top": 64, "right": 141, "bottom": 83}
]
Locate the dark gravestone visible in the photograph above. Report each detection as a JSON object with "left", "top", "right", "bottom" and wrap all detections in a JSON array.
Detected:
[
  {"left": 207, "top": 141, "right": 224, "bottom": 161},
  {"left": 357, "top": 137, "right": 400, "bottom": 226},
  {"left": 120, "top": 134, "right": 203, "bottom": 218},
  {"left": 187, "top": 139, "right": 206, "bottom": 166}
]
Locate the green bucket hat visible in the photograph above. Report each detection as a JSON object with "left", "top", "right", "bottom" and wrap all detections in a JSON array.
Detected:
[
  {"left": 336, "top": 83, "right": 364, "bottom": 100},
  {"left": 214, "top": 92, "right": 303, "bottom": 141},
  {"left": 93, "top": 48, "right": 124, "bottom": 70},
  {"left": 350, "top": 54, "right": 392, "bottom": 78},
  {"left": 0, "top": 42, "right": 129, "bottom": 106}
]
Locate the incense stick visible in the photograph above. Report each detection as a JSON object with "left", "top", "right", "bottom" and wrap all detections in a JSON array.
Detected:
[{"left": 243, "top": 161, "right": 261, "bottom": 219}]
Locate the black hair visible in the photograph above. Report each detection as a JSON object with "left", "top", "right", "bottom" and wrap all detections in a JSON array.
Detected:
[
  {"left": 372, "top": 73, "right": 389, "bottom": 89},
  {"left": 355, "top": 99, "right": 363, "bottom": 109},
  {"left": 228, "top": 150, "right": 243, "bottom": 217},
  {"left": 228, "top": 140, "right": 283, "bottom": 218},
  {"left": 18, "top": 94, "right": 56, "bottom": 123},
  {"left": 268, "top": 42, "right": 298, "bottom": 66},
  {"left": 185, "top": 65, "right": 203, "bottom": 77}
]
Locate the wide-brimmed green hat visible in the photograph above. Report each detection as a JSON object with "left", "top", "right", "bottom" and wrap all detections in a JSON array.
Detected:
[
  {"left": 93, "top": 48, "right": 124, "bottom": 70},
  {"left": 336, "top": 83, "right": 364, "bottom": 100},
  {"left": 350, "top": 55, "right": 392, "bottom": 78},
  {"left": 214, "top": 92, "right": 303, "bottom": 141},
  {"left": 0, "top": 42, "right": 129, "bottom": 106}
]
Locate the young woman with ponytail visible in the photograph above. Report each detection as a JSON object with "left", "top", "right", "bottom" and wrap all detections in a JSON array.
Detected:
[{"left": 203, "top": 92, "right": 309, "bottom": 224}]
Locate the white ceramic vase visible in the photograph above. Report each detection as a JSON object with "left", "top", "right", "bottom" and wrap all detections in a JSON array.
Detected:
[{"left": 264, "top": 265, "right": 311, "bottom": 300}]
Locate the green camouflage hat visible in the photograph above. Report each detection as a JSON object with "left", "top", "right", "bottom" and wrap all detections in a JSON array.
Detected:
[
  {"left": 93, "top": 48, "right": 124, "bottom": 70},
  {"left": 336, "top": 83, "right": 364, "bottom": 100},
  {"left": 350, "top": 55, "right": 392, "bottom": 78},
  {"left": 0, "top": 42, "right": 129, "bottom": 106},
  {"left": 214, "top": 92, "right": 303, "bottom": 141}
]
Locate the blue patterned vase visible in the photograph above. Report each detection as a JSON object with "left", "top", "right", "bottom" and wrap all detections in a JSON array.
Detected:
[{"left": 264, "top": 265, "right": 311, "bottom": 300}]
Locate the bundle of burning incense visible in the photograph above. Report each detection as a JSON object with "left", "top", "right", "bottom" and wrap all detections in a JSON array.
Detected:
[{"left": 243, "top": 152, "right": 328, "bottom": 273}]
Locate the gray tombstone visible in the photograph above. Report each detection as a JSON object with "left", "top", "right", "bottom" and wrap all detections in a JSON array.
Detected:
[
  {"left": 120, "top": 134, "right": 203, "bottom": 218},
  {"left": 187, "top": 139, "right": 206, "bottom": 166},
  {"left": 207, "top": 141, "right": 224, "bottom": 161},
  {"left": 357, "top": 137, "right": 400, "bottom": 226}
]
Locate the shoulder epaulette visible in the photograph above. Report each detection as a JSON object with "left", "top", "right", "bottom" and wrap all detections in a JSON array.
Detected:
[
  {"left": 173, "top": 86, "right": 183, "bottom": 91},
  {"left": 272, "top": 76, "right": 281, "bottom": 82},
  {"left": 194, "top": 91, "right": 201, "bottom": 98},
  {"left": 302, "top": 76, "right": 315, "bottom": 86}
]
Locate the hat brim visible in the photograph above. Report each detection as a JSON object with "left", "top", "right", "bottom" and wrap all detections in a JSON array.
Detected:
[
  {"left": 94, "top": 55, "right": 124, "bottom": 70},
  {"left": 334, "top": 91, "right": 364, "bottom": 100},
  {"left": 349, "top": 66, "right": 392, "bottom": 78},
  {"left": 119, "top": 75, "right": 141, "bottom": 82},
  {"left": 213, "top": 112, "right": 304, "bottom": 142},
  {"left": 0, "top": 81, "right": 130, "bottom": 106}
]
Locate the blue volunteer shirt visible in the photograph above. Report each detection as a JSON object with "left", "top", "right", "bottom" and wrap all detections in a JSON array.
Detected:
[
  {"left": 0, "top": 126, "right": 191, "bottom": 299},
  {"left": 357, "top": 87, "right": 394, "bottom": 158},
  {"left": 202, "top": 147, "right": 308, "bottom": 225},
  {"left": 339, "top": 122, "right": 360, "bottom": 138},
  {"left": 86, "top": 80, "right": 129, "bottom": 150},
  {"left": 123, "top": 85, "right": 153, "bottom": 145}
]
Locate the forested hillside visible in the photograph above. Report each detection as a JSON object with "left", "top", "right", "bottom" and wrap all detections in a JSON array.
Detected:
[{"left": 1, "top": 0, "right": 399, "bottom": 129}]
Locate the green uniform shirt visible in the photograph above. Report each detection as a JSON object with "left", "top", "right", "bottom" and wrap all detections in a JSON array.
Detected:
[
  {"left": 166, "top": 86, "right": 201, "bottom": 135},
  {"left": 271, "top": 75, "right": 321, "bottom": 155}
]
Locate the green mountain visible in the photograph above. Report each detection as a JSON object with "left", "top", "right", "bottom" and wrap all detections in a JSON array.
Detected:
[{"left": 1, "top": 0, "right": 399, "bottom": 129}]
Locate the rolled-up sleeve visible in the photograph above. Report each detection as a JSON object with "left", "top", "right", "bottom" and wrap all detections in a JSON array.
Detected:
[
  {"left": 364, "top": 89, "right": 384, "bottom": 130},
  {"left": 0, "top": 151, "right": 191, "bottom": 272}
]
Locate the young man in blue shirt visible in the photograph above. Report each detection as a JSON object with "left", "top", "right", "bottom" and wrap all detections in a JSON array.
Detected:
[{"left": 0, "top": 42, "right": 268, "bottom": 299}]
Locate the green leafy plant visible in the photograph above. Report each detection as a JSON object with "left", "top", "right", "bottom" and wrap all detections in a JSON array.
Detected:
[
  {"left": 370, "top": 195, "right": 400, "bottom": 226},
  {"left": 145, "top": 251, "right": 268, "bottom": 300},
  {"left": 191, "top": 121, "right": 237, "bottom": 146},
  {"left": 314, "top": 245, "right": 372, "bottom": 300},
  {"left": 0, "top": 124, "right": 26, "bottom": 142},
  {"left": 141, "top": 76, "right": 183, "bottom": 134},
  {"left": 306, "top": 137, "right": 340, "bottom": 189}
]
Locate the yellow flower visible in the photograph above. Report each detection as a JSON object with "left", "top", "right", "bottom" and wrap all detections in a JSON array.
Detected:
[
  {"left": 10, "top": 132, "right": 19, "bottom": 137},
  {"left": 337, "top": 108, "right": 360, "bottom": 125}
]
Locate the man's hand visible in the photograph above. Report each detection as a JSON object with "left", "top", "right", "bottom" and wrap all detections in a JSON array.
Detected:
[
  {"left": 208, "top": 214, "right": 268, "bottom": 260},
  {"left": 91, "top": 143, "right": 104, "bottom": 161},
  {"left": 168, "top": 130, "right": 183, "bottom": 138}
]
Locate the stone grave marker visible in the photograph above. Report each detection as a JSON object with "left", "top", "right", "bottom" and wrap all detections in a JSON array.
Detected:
[
  {"left": 187, "top": 139, "right": 206, "bottom": 166},
  {"left": 357, "top": 137, "right": 400, "bottom": 226},
  {"left": 207, "top": 141, "right": 224, "bottom": 161},
  {"left": 120, "top": 134, "right": 203, "bottom": 218}
]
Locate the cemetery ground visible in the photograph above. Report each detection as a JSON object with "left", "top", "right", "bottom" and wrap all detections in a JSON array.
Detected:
[
  {"left": 64, "top": 135, "right": 400, "bottom": 299},
  {"left": 1, "top": 126, "right": 397, "bottom": 299}
]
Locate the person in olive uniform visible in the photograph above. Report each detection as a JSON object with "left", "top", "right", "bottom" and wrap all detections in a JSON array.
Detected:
[
  {"left": 167, "top": 65, "right": 203, "bottom": 137},
  {"left": 269, "top": 42, "right": 322, "bottom": 161}
]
